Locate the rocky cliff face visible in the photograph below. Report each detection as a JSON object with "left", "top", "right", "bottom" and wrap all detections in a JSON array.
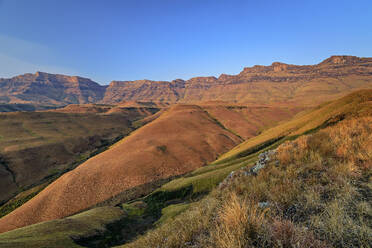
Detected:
[
  {"left": 102, "top": 79, "right": 186, "bottom": 104},
  {"left": 0, "top": 72, "right": 107, "bottom": 106},
  {"left": 101, "top": 55, "right": 372, "bottom": 105},
  {"left": 1, "top": 56, "right": 372, "bottom": 106}
]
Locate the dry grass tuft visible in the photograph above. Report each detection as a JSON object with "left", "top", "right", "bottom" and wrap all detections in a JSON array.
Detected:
[
  {"left": 211, "top": 193, "right": 268, "bottom": 248},
  {"left": 270, "top": 219, "right": 328, "bottom": 248}
]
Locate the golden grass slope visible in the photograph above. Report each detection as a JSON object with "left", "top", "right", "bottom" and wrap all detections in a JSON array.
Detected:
[
  {"left": 218, "top": 89, "right": 372, "bottom": 162},
  {"left": 123, "top": 114, "right": 372, "bottom": 248},
  {"left": 0, "top": 104, "right": 242, "bottom": 233},
  {"left": 0, "top": 90, "right": 370, "bottom": 246},
  {"left": 200, "top": 103, "right": 304, "bottom": 140}
]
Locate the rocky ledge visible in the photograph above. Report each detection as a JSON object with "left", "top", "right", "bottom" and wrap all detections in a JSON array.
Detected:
[{"left": 218, "top": 149, "right": 277, "bottom": 190}]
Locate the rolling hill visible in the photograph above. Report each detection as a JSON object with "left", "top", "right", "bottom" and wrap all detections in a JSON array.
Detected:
[
  {"left": 217, "top": 89, "right": 372, "bottom": 162},
  {"left": 0, "top": 106, "right": 158, "bottom": 206},
  {"left": 122, "top": 106, "right": 372, "bottom": 248},
  {"left": 0, "top": 89, "right": 370, "bottom": 247},
  {"left": 0, "top": 55, "right": 371, "bottom": 246},
  {"left": 0, "top": 104, "right": 243, "bottom": 233},
  {"left": 0, "top": 99, "right": 306, "bottom": 233},
  {"left": 0, "top": 207, "right": 127, "bottom": 248}
]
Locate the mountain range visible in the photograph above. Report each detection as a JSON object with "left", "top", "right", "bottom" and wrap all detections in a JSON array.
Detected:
[
  {"left": 1, "top": 55, "right": 372, "bottom": 107},
  {"left": 0, "top": 55, "right": 371, "bottom": 247}
]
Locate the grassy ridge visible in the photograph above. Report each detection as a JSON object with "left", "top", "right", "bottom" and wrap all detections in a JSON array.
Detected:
[
  {"left": 0, "top": 108, "right": 157, "bottom": 208},
  {"left": 120, "top": 90, "right": 372, "bottom": 247},
  {"left": 218, "top": 89, "right": 372, "bottom": 162},
  {"left": 0, "top": 133, "right": 129, "bottom": 219},
  {"left": 122, "top": 115, "right": 372, "bottom": 248}
]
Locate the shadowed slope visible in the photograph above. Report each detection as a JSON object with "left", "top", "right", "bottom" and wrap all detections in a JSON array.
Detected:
[
  {"left": 0, "top": 109, "right": 155, "bottom": 205},
  {"left": 0, "top": 104, "right": 242, "bottom": 233},
  {"left": 0, "top": 207, "right": 126, "bottom": 248}
]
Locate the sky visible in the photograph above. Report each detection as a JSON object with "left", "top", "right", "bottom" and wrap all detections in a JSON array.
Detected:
[{"left": 0, "top": 0, "right": 371, "bottom": 84}]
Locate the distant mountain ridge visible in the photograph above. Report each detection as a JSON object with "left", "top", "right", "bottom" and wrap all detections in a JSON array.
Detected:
[
  {"left": 1, "top": 55, "right": 372, "bottom": 106},
  {"left": 0, "top": 72, "right": 107, "bottom": 106}
]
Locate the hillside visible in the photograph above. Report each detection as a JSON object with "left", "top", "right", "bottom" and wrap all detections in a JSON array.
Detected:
[
  {"left": 0, "top": 207, "right": 127, "bottom": 248},
  {"left": 200, "top": 103, "right": 304, "bottom": 139},
  {"left": 123, "top": 115, "right": 371, "bottom": 248},
  {"left": 0, "top": 97, "right": 308, "bottom": 234},
  {"left": 0, "top": 90, "right": 370, "bottom": 247},
  {"left": 0, "top": 104, "right": 58, "bottom": 112},
  {"left": 0, "top": 107, "right": 157, "bottom": 205},
  {"left": 217, "top": 89, "right": 372, "bottom": 162},
  {"left": 114, "top": 90, "right": 372, "bottom": 248},
  {"left": 1, "top": 56, "right": 372, "bottom": 107},
  {"left": 0, "top": 104, "right": 243, "bottom": 233}
]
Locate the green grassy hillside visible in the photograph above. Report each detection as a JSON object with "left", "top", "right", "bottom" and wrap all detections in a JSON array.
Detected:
[{"left": 0, "top": 207, "right": 127, "bottom": 248}]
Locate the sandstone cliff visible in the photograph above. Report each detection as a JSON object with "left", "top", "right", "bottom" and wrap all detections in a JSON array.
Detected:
[
  {"left": 0, "top": 72, "right": 106, "bottom": 106},
  {"left": 1, "top": 56, "right": 372, "bottom": 107},
  {"left": 102, "top": 55, "right": 372, "bottom": 105}
]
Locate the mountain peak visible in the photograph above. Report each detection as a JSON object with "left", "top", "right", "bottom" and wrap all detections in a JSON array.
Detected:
[
  {"left": 35, "top": 71, "right": 51, "bottom": 77},
  {"left": 271, "top": 62, "right": 289, "bottom": 72},
  {"left": 319, "top": 55, "right": 361, "bottom": 65}
]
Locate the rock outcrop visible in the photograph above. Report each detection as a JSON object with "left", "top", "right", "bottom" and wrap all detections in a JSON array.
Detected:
[{"left": 219, "top": 149, "right": 277, "bottom": 189}]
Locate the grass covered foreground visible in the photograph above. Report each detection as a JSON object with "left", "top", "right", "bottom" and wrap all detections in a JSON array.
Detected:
[{"left": 122, "top": 116, "right": 371, "bottom": 248}]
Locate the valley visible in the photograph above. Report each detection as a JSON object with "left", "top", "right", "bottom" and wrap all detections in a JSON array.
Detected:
[
  {"left": 0, "top": 89, "right": 370, "bottom": 247},
  {"left": 0, "top": 56, "right": 371, "bottom": 248},
  {"left": 1, "top": 1, "right": 371, "bottom": 246},
  {"left": 0, "top": 105, "right": 159, "bottom": 206}
]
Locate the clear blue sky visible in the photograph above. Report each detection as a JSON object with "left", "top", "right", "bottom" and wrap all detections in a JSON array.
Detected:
[{"left": 0, "top": 0, "right": 371, "bottom": 84}]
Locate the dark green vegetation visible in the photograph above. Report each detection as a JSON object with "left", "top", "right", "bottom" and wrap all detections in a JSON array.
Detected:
[
  {"left": 0, "top": 207, "right": 127, "bottom": 248},
  {"left": 0, "top": 183, "right": 196, "bottom": 247},
  {"left": 0, "top": 183, "right": 48, "bottom": 218},
  {"left": 0, "top": 104, "right": 59, "bottom": 112}
]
